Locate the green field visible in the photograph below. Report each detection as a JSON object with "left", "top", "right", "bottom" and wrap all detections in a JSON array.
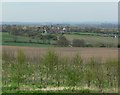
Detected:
[
  {"left": 2, "top": 32, "right": 53, "bottom": 47},
  {"left": 65, "top": 34, "right": 118, "bottom": 47},
  {"left": 2, "top": 32, "right": 118, "bottom": 47}
]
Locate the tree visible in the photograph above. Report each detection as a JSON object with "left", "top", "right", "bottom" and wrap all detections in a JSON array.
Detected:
[
  {"left": 35, "top": 33, "right": 43, "bottom": 43},
  {"left": 57, "top": 36, "right": 69, "bottom": 47},
  {"left": 72, "top": 54, "right": 84, "bottom": 86},
  {"left": 11, "top": 50, "right": 32, "bottom": 91},
  {"left": 42, "top": 50, "right": 59, "bottom": 86}
]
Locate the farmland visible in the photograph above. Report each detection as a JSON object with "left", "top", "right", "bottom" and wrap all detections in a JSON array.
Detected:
[
  {"left": 2, "top": 32, "right": 54, "bottom": 47},
  {"left": 1, "top": 1, "right": 119, "bottom": 94},
  {"left": 2, "top": 46, "right": 118, "bottom": 61},
  {"left": 2, "top": 32, "right": 118, "bottom": 47},
  {"left": 65, "top": 34, "right": 118, "bottom": 47},
  {"left": 1, "top": 24, "right": 119, "bottom": 93}
]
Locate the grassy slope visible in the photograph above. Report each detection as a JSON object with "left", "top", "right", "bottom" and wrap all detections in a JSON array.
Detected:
[{"left": 64, "top": 34, "right": 118, "bottom": 46}]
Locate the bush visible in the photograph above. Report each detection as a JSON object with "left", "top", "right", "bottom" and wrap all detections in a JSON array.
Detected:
[
  {"left": 85, "top": 43, "right": 93, "bottom": 47},
  {"left": 118, "top": 44, "right": 120, "bottom": 48},
  {"left": 72, "top": 39, "right": 85, "bottom": 47}
]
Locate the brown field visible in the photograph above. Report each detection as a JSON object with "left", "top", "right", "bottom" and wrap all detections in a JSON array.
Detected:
[{"left": 2, "top": 46, "right": 118, "bottom": 61}]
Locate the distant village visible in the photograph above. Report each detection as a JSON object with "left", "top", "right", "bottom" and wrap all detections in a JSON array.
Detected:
[
  {"left": 1, "top": 24, "right": 118, "bottom": 37},
  {"left": 1, "top": 23, "right": 119, "bottom": 48}
]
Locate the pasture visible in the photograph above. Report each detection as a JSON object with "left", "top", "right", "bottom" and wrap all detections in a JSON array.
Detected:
[
  {"left": 2, "top": 32, "right": 54, "bottom": 47},
  {"left": 64, "top": 34, "right": 118, "bottom": 47},
  {"left": 2, "top": 32, "right": 118, "bottom": 47}
]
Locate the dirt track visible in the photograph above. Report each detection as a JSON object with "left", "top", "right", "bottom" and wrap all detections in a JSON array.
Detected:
[{"left": 2, "top": 46, "right": 118, "bottom": 60}]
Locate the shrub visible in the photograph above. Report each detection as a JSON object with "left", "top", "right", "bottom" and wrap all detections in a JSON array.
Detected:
[
  {"left": 85, "top": 43, "right": 93, "bottom": 47},
  {"left": 72, "top": 39, "right": 85, "bottom": 47}
]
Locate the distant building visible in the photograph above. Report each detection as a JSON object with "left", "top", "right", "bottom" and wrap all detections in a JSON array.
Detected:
[
  {"left": 22, "top": 26, "right": 27, "bottom": 30},
  {"left": 60, "top": 31, "right": 65, "bottom": 34},
  {"left": 60, "top": 27, "right": 66, "bottom": 34},
  {"left": 114, "top": 35, "right": 117, "bottom": 38},
  {"left": 63, "top": 27, "right": 66, "bottom": 31},
  {"left": 43, "top": 29, "right": 47, "bottom": 34}
]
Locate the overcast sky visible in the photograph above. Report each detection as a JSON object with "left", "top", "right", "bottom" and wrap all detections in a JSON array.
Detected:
[{"left": 2, "top": 2, "right": 118, "bottom": 23}]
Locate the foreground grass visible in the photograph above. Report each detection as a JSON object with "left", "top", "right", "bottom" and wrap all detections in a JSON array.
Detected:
[
  {"left": 2, "top": 49, "right": 118, "bottom": 93},
  {"left": 2, "top": 85, "right": 118, "bottom": 93}
]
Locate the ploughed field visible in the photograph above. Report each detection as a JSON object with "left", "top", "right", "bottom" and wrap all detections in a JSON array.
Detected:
[{"left": 2, "top": 46, "right": 118, "bottom": 61}]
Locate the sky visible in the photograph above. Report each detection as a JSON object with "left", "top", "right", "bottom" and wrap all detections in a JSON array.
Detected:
[{"left": 2, "top": 2, "right": 118, "bottom": 23}]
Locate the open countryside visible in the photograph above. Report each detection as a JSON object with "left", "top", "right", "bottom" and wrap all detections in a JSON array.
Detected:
[
  {"left": 1, "top": 2, "right": 119, "bottom": 94},
  {"left": 2, "top": 23, "right": 119, "bottom": 93}
]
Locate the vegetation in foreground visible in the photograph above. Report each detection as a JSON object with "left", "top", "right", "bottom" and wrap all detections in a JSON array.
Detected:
[{"left": 2, "top": 49, "right": 118, "bottom": 93}]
